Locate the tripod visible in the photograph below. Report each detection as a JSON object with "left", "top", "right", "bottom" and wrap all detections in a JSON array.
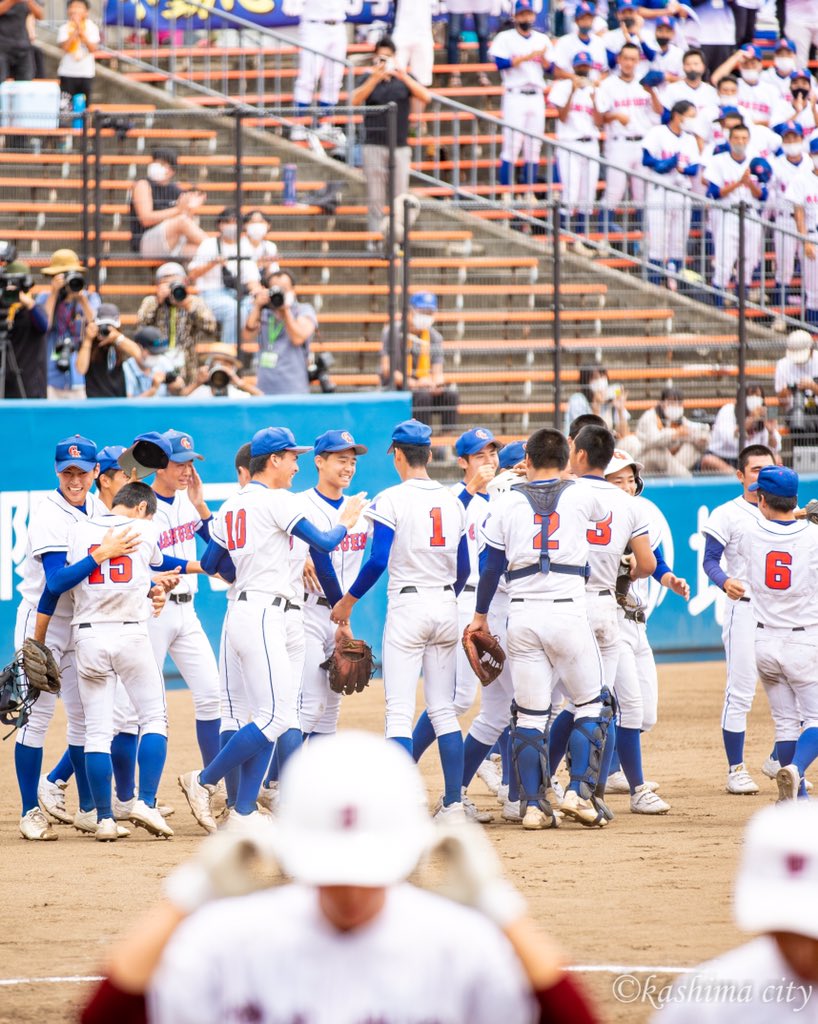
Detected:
[{"left": 0, "top": 317, "right": 26, "bottom": 399}]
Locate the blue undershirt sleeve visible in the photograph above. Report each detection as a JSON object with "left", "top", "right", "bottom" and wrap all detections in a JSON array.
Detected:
[
  {"left": 42, "top": 554, "right": 97, "bottom": 595},
  {"left": 703, "top": 534, "right": 729, "bottom": 590},
  {"left": 652, "top": 543, "right": 673, "bottom": 583},
  {"left": 37, "top": 587, "right": 60, "bottom": 616},
  {"left": 475, "top": 543, "right": 508, "bottom": 615},
  {"left": 455, "top": 535, "right": 470, "bottom": 596},
  {"left": 309, "top": 548, "right": 343, "bottom": 608},
  {"left": 348, "top": 521, "right": 395, "bottom": 600},
  {"left": 291, "top": 519, "right": 347, "bottom": 554}
]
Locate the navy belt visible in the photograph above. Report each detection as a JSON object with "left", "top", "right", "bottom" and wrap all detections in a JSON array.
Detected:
[
  {"left": 739, "top": 597, "right": 751, "bottom": 603},
  {"left": 462, "top": 585, "right": 476, "bottom": 593},
  {"left": 78, "top": 621, "right": 138, "bottom": 628},
  {"left": 400, "top": 585, "right": 454, "bottom": 594},
  {"left": 757, "top": 623, "right": 805, "bottom": 632},
  {"left": 624, "top": 608, "right": 646, "bottom": 624},
  {"left": 306, "top": 593, "right": 331, "bottom": 608},
  {"left": 511, "top": 597, "right": 573, "bottom": 603},
  {"left": 238, "top": 593, "right": 300, "bottom": 611},
  {"left": 512, "top": 88, "right": 539, "bottom": 95},
  {"left": 169, "top": 593, "right": 193, "bottom": 604}
]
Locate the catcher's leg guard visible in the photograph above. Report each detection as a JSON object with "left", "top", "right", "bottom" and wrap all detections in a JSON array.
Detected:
[
  {"left": 509, "top": 701, "right": 560, "bottom": 828},
  {"left": 567, "top": 687, "right": 616, "bottom": 826}
]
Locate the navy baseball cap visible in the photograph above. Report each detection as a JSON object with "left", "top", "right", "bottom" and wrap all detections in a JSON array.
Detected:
[
  {"left": 573, "top": 50, "right": 594, "bottom": 67},
  {"left": 96, "top": 445, "right": 126, "bottom": 475},
  {"left": 514, "top": 0, "right": 534, "bottom": 12},
  {"left": 749, "top": 465, "right": 799, "bottom": 498},
  {"left": 251, "top": 427, "right": 312, "bottom": 457},
  {"left": 163, "top": 428, "right": 204, "bottom": 463},
  {"left": 776, "top": 38, "right": 796, "bottom": 52},
  {"left": 314, "top": 429, "right": 368, "bottom": 456},
  {"left": 774, "top": 120, "right": 804, "bottom": 138},
  {"left": 455, "top": 427, "right": 500, "bottom": 458},
  {"left": 120, "top": 431, "right": 173, "bottom": 480},
  {"left": 499, "top": 441, "right": 526, "bottom": 470},
  {"left": 575, "top": 1, "right": 595, "bottom": 17},
  {"left": 55, "top": 434, "right": 98, "bottom": 473},
  {"left": 387, "top": 418, "right": 432, "bottom": 453},
  {"left": 410, "top": 291, "right": 438, "bottom": 312},
  {"left": 655, "top": 14, "right": 675, "bottom": 27},
  {"left": 739, "top": 44, "right": 762, "bottom": 61}
]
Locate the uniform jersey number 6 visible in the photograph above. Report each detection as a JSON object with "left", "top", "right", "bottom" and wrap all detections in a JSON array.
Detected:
[
  {"left": 533, "top": 512, "right": 560, "bottom": 550},
  {"left": 765, "top": 550, "right": 792, "bottom": 590},
  {"left": 225, "top": 509, "right": 247, "bottom": 550},
  {"left": 87, "top": 545, "right": 133, "bottom": 584}
]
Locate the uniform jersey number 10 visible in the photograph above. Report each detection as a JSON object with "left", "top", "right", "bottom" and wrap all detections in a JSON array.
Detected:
[{"left": 225, "top": 509, "right": 248, "bottom": 551}]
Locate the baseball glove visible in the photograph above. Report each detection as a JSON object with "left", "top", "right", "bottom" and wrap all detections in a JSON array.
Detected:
[
  {"left": 321, "top": 639, "right": 374, "bottom": 696},
  {"left": 21, "top": 638, "right": 61, "bottom": 694},
  {"left": 615, "top": 553, "right": 639, "bottom": 613},
  {"left": 462, "top": 628, "right": 505, "bottom": 686},
  {"left": 803, "top": 499, "right": 818, "bottom": 526}
]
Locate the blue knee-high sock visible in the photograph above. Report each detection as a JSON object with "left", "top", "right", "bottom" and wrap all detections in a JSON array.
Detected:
[
  {"left": 390, "top": 736, "right": 413, "bottom": 755},
  {"left": 274, "top": 728, "right": 302, "bottom": 776},
  {"left": 772, "top": 742, "right": 779, "bottom": 762},
  {"left": 608, "top": 747, "right": 622, "bottom": 774},
  {"left": 488, "top": 741, "right": 499, "bottom": 757},
  {"left": 525, "top": 162, "right": 538, "bottom": 187},
  {"left": 548, "top": 709, "right": 574, "bottom": 776},
  {"left": 111, "top": 732, "right": 138, "bottom": 802},
  {"left": 515, "top": 727, "right": 544, "bottom": 807},
  {"left": 793, "top": 727, "right": 818, "bottom": 787},
  {"left": 597, "top": 720, "right": 616, "bottom": 793},
  {"left": 219, "top": 730, "right": 239, "bottom": 807},
  {"left": 500, "top": 725, "right": 511, "bottom": 785},
  {"left": 68, "top": 744, "right": 95, "bottom": 813},
  {"left": 412, "top": 711, "right": 437, "bottom": 764},
  {"left": 499, "top": 160, "right": 512, "bottom": 186},
  {"left": 777, "top": 739, "right": 796, "bottom": 766},
  {"left": 47, "top": 747, "right": 74, "bottom": 785},
  {"left": 723, "top": 729, "right": 745, "bottom": 767},
  {"left": 199, "top": 722, "right": 270, "bottom": 788},
  {"left": 195, "top": 719, "right": 221, "bottom": 768},
  {"left": 462, "top": 734, "right": 493, "bottom": 789},
  {"left": 616, "top": 726, "right": 644, "bottom": 792},
  {"left": 264, "top": 742, "right": 278, "bottom": 786},
  {"left": 236, "top": 739, "right": 274, "bottom": 815},
  {"left": 84, "top": 752, "right": 113, "bottom": 821},
  {"left": 136, "top": 733, "right": 167, "bottom": 807},
  {"left": 16, "top": 743, "right": 43, "bottom": 815},
  {"left": 438, "top": 730, "right": 464, "bottom": 807}
]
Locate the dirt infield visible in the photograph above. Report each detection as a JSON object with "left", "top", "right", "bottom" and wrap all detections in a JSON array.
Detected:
[{"left": 0, "top": 659, "right": 784, "bottom": 1024}]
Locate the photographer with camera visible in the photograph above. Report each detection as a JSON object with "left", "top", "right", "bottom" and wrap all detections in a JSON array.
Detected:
[
  {"left": 75, "top": 302, "right": 142, "bottom": 399},
  {"left": 123, "top": 326, "right": 187, "bottom": 399},
  {"left": 702, "top": 385, "right": 782, "bottom": 472},
  {"left": 0, "top": 258, "right": 47, "bottom": 399},
  {"left": 774, "top": 330, "right": 818, "bottom": 438},
  {"left": 136, "top": 262, "right": 218, "bottom": 389},
  {"left": 37, "top": 248, "right": 99, "bottom": 400},
  {"left": 188, "top": 209, "right": 261, "bottom": 349},
  {"left": 242, "top": 269, "right": 321, "bottom": 396},
  {"left": 188, "top": 343, "right": 262, "bottom": 399}
]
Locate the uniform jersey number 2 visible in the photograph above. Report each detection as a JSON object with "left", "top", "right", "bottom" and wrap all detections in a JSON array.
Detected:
[
  {"left": 225, "top": 509, "right": 247, "bottom": 550},
  {"left": 765, "top": 551, "right": 792, "bottom": 590},
  {"left": 533, "top": 512, "right": 560, "bottom": 550},
  {"left": 87, "top": 546, "right": 133, "bottom": 584}
]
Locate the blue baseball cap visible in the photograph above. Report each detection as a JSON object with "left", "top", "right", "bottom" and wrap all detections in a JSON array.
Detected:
[
  {"left": 410, "top": 291, "right": 438, "bottom": 312},
  {"left": 163, "top": 428, "right": 204, "bottom": 463},
  {"left": 573, "top": 50, "right": 594, "bottom": 67},
  {"left": 616, "top": 0, "right": 637, "bottom": 10},
  {"left": 387, "top": 418, "right": 432, "bottom": 453},
  {"left": 810, "top": 138, "right": 818, "bottom": 154},
  {"left": 655, "top": 15, "right": 675, "bottom": 28},
  {"left": 776, "top": 38, "right": 796, "bottom": 53},
  {"left": 774, "top": 120, "right": 804, "bottom": 138},
  {"left": 749, "top": 156, "right": 773, "bottom": 183},
  {"left": 120, "top": 431, "right": 173, "bottom": 480},
  {"left": 455, "top": 427, "right": 500, "bottom": 458},
  {"left": 793, "top": 68, "right": 812, "bottom": 81},
  {"left": 498, "top": 441, "right": 526, "bottom": 470},
  {"left": 715, "top": 105, "right": 743, "bottom": 121},
  {"left": 55, "top": 434, "right": 98, "bottom": 473},
  {"left": 749, "top": 465, "right": 799, "bottom": 498},
  {"left": 96, "top": 445, "right": 126, "bottom": 475},
  {"left": 641, "top": 69, "right": 665, "bottom": 88},
  {"left": 314, "top": 429, "right": 368, "bottom": 456},
  {"left": 251, "top": 426, "right": 312, "bottom": 457},
  {"left": 514, "top": 0, "right": 534, "bottom": 12},
  {"left": 575, "top": 1, "right": 596, "bottom": 17},
  {"left": 739, "top": 44, "right": 762, "bottom": 61}
]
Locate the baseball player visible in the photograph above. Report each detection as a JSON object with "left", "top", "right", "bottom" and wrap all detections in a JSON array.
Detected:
[
  {"left": 552, "top": 2, "right": 607, "bottom": 81},
  {"left": 179, "top": 427, "right": 366, "bottom": 831},
  {"left": 770, "top": 121, "right": 809, "bottom": 325},
  {"left": 787, "top": 137, "right": 818, "bottom": 328},
  {"left": 393, "top": 0, "right": 434, "bottom": 88},
  {"left": 712, "top": 45, "right": 778, "bottom": 126},
  {"left": 467, "top": 427, "right": 614, "bottom": 830},
  {"left": 738, "top": 466, "right": 818, "bottom": 803},
  {"left": 702, "top": 443, "right": 776, "bottom": 794},
  {"left": 642, "top": 15, "right": 684, "bottom": 83},
  {"left": 641, "top": 100, "right": 701, "bottom": 285},
  {"left": 37, "top": 483, "right": 176, "bottom": 842},
  {"left": 489, "top": 0, "right": 553, "bottom": 193},
  {"left": 331, "top": 419, "right": 470, "bottom": 820},
  {"left": 760, "top": 39, "right": 800, "bottom": 101},
  {"left": 291, "top": 0, "right": 347, "bottom": 144},
  {"left": 662, "top": 48, "right": 719, "bottom": 139}
]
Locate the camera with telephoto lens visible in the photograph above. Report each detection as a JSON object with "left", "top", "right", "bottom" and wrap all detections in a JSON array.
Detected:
[
  {"left": 170, "top": 282, "right": 188, "bottom": 304},
  {"left": 0, "top": 270, "right": 32, "bottom": 309},
  {"left": 55, "top": 336, "right": 76, "bottom": 373},
  {"left": 65, "top": 272, "right": 85, "bottom": 293},
  {"left": 307, "top": 351, "right": 335, "bottom": 394},
  {"left": 207, "top": 361, "right": 232, "bottom": 393},
  {"left": 267, "top": 285, "right": 286, "bottom": 308},
  {"left": 164, "top": 369, "right": 180, "bottom": 386}
]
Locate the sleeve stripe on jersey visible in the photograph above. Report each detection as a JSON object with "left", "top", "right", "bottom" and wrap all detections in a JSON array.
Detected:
[
  {"left": 286, "top": 512, "right": 306, "bottom": 534},
  {"left": 366, "top": 507, "right": 396, "bottom": 529}
]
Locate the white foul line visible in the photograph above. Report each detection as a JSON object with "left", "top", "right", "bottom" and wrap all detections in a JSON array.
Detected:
[{"left": 0, "top": 966, "right": 695, "bottom": 987}]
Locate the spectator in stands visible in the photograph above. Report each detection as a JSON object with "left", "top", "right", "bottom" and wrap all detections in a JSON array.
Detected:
[
  {"left": 761, "top": 39, "right": 799, "bottom": 101},
  {"left": 75, "top": 302, "right": 143, "bottom": 399},
  {"left": 57, "top": 0, "right": 99, "bottom": 107},
  {"left": 123, "top": 325, "right": 187, "bottom": 399},
  {"left": 241, "top": 210, "right": 279, "bottom": 278},
  {"left": 291, "top": 0, "right": 348, "bottom": 144},
  {"left": 242, "top": 269, "right": 316, "bottom": 396},
  {"left": 136, "top": 262, "right": 217, "bottom": 389},
  {"left": 712, "top": 45, "right": 777, "bottom": 126},
  {"left": 26, "top": 10, "right": 43, "bottom": 79},
  {"left": 701, "top": 385, "right": 781, "bottom": 471},
  {"left": 38, "top": 248, "right": 99, "bottom": 400},
  {"left": 129, "top": 147, "right": 208, "bottom": 259},
  {"left": 188, "top": 208, "right": 260, "bottom": 350},
  {"left": 683, "top": 0, "right": 735, "bottom": 74},
  {"left": 563, "top": 365, "right": 638, "bottom": 451},
  {"left": 446, "top": 1, "right": 493, "bottom": 89},
  {"left": 188, "top": 345, "right": 262, "bottom": 399},
  {"left": 0, "top": 0, "right": 42, "bottom": 82},
  {"left": 636, "top": 386, "right": 710, "bottom": 476},
  {"left": 1, "top": 259, "right": 47, "bottom": 399},
  {"left": 352, "top": 37, "right": 431, "bottom": 246},
  {"left": 380, "top": 292, "right": 459, "bottom": 437},
  {"left": 773, "top": 329, "right": 818, "bottom": 428}
]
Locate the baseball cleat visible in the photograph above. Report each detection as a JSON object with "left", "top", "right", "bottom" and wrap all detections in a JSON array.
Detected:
[
  {"left": 178, "top": 771, "right": 217, "bottom": 833},
  {"left": 726, "top": 764, "right": 759, "bottom": 795},
  {"left": 501, "top": 798, "right": 523, "bottom": 822},
  {"left": 461, "top": 790, "right": 493, "bottom": 824},
  {"left": 522, "top": 806, "right": 549, "bottom": 830},
  {"left": 630, "top": 784, "right": 670, "bottom": 815},
  {"left": 762, "top": 757, "right": 780, "bottom": 780},
  {"left": 74, "top": 809, "right": 130, "bottom": 837},
  {"left": 476, "top": 757, "right": 502, "bottom": 795},
  {"left": 20, "top": 807, "right": 58, "bottom": 841},
  {"left": 550, "top": 779, "right": 565, "bottom": 803},
  {"left": 257, "top": 782, "right": 279, "bottom": 815},
  {"left": 38, "top": 775, "right": 72, "bottom": 824},
  {"left": 221, "top": 809, "right": 270, "bottom": 832},
  {"left": 433, "top": 801, "right": 467, "bottom": 823},
  {"left": 130, "top": 799, "right": 174, "bottom": 838},
  {"left": 112, "top": 796, "right": 135, "bottom": 821},
  {"left": 604, "top": 770, "right": 630, "bottom": 794},
  {"left": 776, "top": 764, "right": 800, "bottom": 803},
  {"left": 158, "top": 804, "right": 175, "bottom": 818},
  {"left": 560, "top": 790, "right": 608, "bottom": 828},
  {"left": 496, "top": 783, "right": 510, "bottom": 806},
  {"left": 95, "top": 818, "right": 120, "bottom": 843}
]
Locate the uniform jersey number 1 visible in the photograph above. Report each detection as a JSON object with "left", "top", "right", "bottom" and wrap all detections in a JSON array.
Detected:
[
  {"left": 87, "top": 546, "right": 133, "bottom": 584},
  {"left": 533, "top": 512, "right": 560, "bottom": 550},
  {"left": 765, "top": 551, "right": 792, "bottom": 590},
  {"left": 225, "top": 509, "right": 247, "bottom": 550},
  {"left": 429, "top": 507, "right": 446, "bottom": 547}
]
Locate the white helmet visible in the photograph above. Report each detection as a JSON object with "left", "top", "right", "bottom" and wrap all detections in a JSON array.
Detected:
[
  {"left": 604, "top": 448, "right": 644, "bottom": 495},
  {"left": 275, "top": 731, "right": 432, "bottom": 887}
]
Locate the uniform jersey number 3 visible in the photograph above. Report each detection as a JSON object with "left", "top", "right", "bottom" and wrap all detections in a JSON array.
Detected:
[
  {"left": 87, "top": 546, "right": 133, "bottom": 584},
  {"left": 765, "top": 550, "right": 792, "bottom": 590},
  {"left": 587, "top": 512, "right": 613, "bottom": 546},
  {"left": 225, "top": 509, "right": 247, "bottom": 550}
]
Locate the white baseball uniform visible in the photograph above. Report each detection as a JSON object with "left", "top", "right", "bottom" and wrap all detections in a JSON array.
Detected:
[
  {"left": 149, "top": 491, "right": 220, "bottom": 723},
  {"left": 785, "top": 0, "right": 818, "bottom": 67},
  {"left": 646, "top": 38, "right": 683, "bottom": 81},
  {"left": 740, "top": 516, "right": 818, "bottom": 742},
  {"left": 771, "top": 96, "right": 817, "bottom": 137},
  {"left": 703, "top": 149, "right": 765, "bottom": 290},
  {"left": 552, "top": 31, "right": 607, "bottom": 80},
  {"left": 642, "top": 122, "right": 700, "bottom": 265},
  {"left": 393, "top": 0, "right": 434, "bottom": 86},
  {"left": 784, "top": 169, "right": 818, "bottom": 309},
  {"left": 596, "top": 74, "right": 657, "bottom": 208},
  {"left": 149, "top": 884, "right": 536, "bottom": 1024},
  {"left": 481, "top": 480, "right": 608, "bottom": 730},
  {"left": 367, "top": 479, "right": 466, "bottom": 741},
  {"left": 294, "top": 0, "right": 347, "bottom": 108},
  {"left": 663, "top": 79, "right": 719, "bottom": 139},
  {"left": 67, "top": 515, "right": 167, "bottom": 755},
  {"left": 299, "top": 488, "right": 370, "bottom": 736},
  {"left": 15, "top": 489, "right": 105, "bottom": 749},
  {"left": 702, "top": 495, "right": 764, "bottom": 733},
  {"left": 760, "top": 65, "right": 799, "bottom": 100},
  {"left": 549, "top": 78, "right": 601, "bottom": 213},
  {"left": 489, "top": 27, "right": 552, "bottom": 170},
  {"left": 770, "top": 153, "right": 811, "bottom": 294},
  {"left": 451, "top": 485, "right": 490, "bottom": 717},
  {"left": 737, "top": 79, "right": 778, "bottom": 125}
]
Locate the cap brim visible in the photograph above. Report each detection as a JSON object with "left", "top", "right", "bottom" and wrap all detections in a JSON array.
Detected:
[
  {"left": 55, "top": 459, "right": 96, "bottom": 473},
  {"left": 169, "top": 452, "right": 205, "bottom": 463},
  {"left": 120, "top": 439, "right": 170, "bottom": 480},
  {"left": 318, "top": 444, "right": 368, "bottom": 456},
  {"left": 289, "top": 446, "right": 313, "bottom": 455},
  {"left": 735, "top": 877, "right": 818, "bottom": 940}
]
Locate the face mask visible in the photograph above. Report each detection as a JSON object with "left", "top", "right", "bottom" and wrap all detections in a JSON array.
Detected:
[
  {"left": 663, "top": 404, "right": 684, "bottom": 422},
  {"left": 623, "top": 17, "right": 636, "bottom": 29},
  {"left": 718, "top": 93, "right": 736, "bottom": 107},
  {"left": 246, "top": 223, "right": 267, "bottom": 242},
  {"left": 741, "top": 68, "right": 760, "bottom": 85},
  {"left": 685, "top": 69, "right": 702, "bottom": 82},
  {"left": 731, "top": 143, "right": 747, "bottom": 159},
  {"left": 146, "top": 161, "right": 169, "bottom": 183},
  {"left": 590, "top": 376, "right": 609, "bottom": 396},
  {"left": 783, "top": 142, "right": 803, "bottom": 158},
  {"left": 775, "top": 57, "right": 795, "bottom": 74},
  {"left": 682, "top": 120, "right": 697, "bottom": 134},
  {"left": 793, "top": 88, "right": 809, "bottom": 101},
  {"left": 656, "top": 35, "right": 672, "bottom": 47},
  {"left": 746, "top": 395, "right": 764, "bottom": 412},
  {"left": 517, "top": 18, "right": 535, "bottom": 32},
  {"left": 577, "top": 26, "right": 592, "bottom": 40},
  {"left": 413, "top": 313, "right": 434, "bottom": 331},
  {"left": 221, "top": 224, "right": 237, "bottom": 241}
]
